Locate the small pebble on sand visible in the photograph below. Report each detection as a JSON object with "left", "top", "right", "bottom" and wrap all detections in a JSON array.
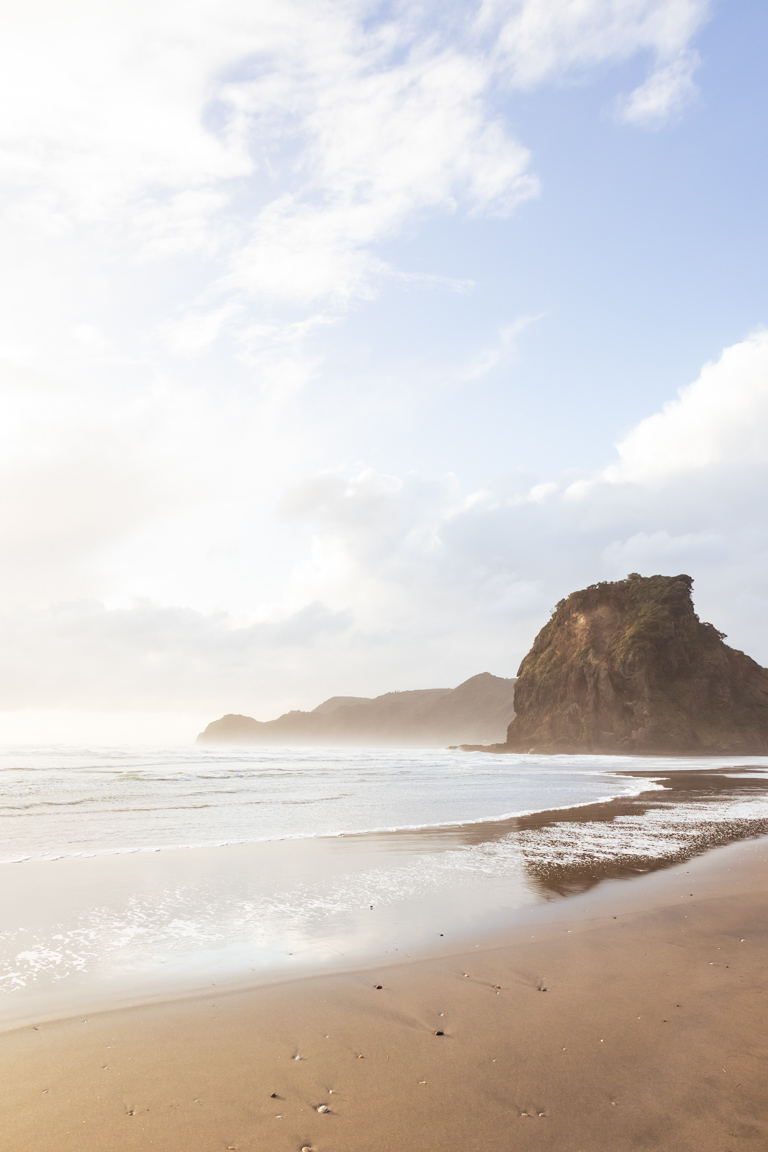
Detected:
[{"left": 316, "top": 1104, "right": 331, "bottom": 1113}]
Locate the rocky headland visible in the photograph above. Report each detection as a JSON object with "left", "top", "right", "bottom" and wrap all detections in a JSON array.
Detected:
[
  {"left": 197, "top": 672, "right": 516, "bottom": 747},
  {"left": 472, "top": 573, "right": 768, "bottom": 755}
]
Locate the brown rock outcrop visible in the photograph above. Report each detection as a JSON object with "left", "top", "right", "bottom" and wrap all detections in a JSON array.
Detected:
[{"left": 500, "top": 573, "right": 768, "bottom": 755}]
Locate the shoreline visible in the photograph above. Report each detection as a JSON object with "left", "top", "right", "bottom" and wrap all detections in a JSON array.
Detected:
[
  {"left": 4, "top": 755, "right": 767, "bottom": 869},
  {"left": 0, "top": 745, "right": 672, "bottom": 868},
  {"left": 2, "top": 763, "right": 768, "bottom": 1032},
  {"left": 2, "top": 832, "right": 767, "bottom": 1150}
]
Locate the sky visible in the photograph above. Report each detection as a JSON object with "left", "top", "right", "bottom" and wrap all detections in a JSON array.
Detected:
[{"left": 1, "top": 0, "right": 767, "bottom": 742}]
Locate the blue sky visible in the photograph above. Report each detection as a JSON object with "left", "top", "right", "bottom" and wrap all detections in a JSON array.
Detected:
[
  {"left": 0, "top": 0, "right": 767, "bottom": 740},
  {"left": 335, "top": 0, "right": 768, "bottom": 481}
]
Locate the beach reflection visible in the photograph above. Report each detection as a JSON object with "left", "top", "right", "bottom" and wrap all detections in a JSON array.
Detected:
[{"left": 353, "top": 765, "right": 768, "bottom": 897}]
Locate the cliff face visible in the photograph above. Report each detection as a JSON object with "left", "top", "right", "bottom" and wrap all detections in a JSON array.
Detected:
[
  {"left": 198, "top": 672, "right": 516, "bottom": 747},
  {"left": 504, "top": 573, "right": 768, "bottom": 755}
]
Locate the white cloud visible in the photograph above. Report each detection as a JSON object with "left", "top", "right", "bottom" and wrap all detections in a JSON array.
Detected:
[
  {"left": 0, "top": 598, "right": 353, "bottom": 713},
  {"left": 219, "top": 44, "right": 539, "bottom": 312},
  {"left": 481, "top": 1, "right": 708, "bottom": 130},
  {"left": 0, "top": 0, "right": 540, "bottom": 317},
  {"left": 273, "top": 331, "right": 768, "bottom": 685},
  {"left": 0, "top": 0, "right": 254, "bottom": 223},
  {"left": 576, "top": 330, "right": 768, "bottom": 490},
  {"left": 4, "top": 329, "right": 768, "bottom": 728},
  {"left": 457, "top": 314, "right": 544, "bottom": 380},
  {"left": 483, "top": 0, "right": 708, "bottom": 85},
  {"left": 618, "top": 48, "right": 700, "bottom": 125},
  {"left": 602, "top": 529, "right": 730, "bottom": 572},
  {"left": 0, "top": 0, "right": 709, "bottom": 335}
]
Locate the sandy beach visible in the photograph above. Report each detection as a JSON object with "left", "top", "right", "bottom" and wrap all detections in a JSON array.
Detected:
[{"left": 2, "top": 830, "right": 767, "bottom": 1152}]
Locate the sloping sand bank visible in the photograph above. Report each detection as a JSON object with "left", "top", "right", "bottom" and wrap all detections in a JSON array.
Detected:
[{"left": 2, "top": 834, "right": 767, "bottom": 1152}]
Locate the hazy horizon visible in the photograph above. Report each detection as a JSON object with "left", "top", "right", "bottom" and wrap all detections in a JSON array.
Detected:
[{"left": 1, "top": 0, "right": 768, "bottom": 743}]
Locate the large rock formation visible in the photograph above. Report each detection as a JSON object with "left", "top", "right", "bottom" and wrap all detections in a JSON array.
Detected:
[
  {"left": 198, "top": 672, "right": 516, "bottom": 747},
  {"left": 500, "top": 573, "right": 768, "bottom": 755}
]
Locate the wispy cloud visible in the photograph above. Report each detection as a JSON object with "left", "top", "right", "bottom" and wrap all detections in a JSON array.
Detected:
[
  {"left": 457, "top": 314, "right": 545, "bottom": 381},
  {"left": 617, "top": 48, "right": 700, "bottom": 126},
  {"left": 482, "top": 0, "right": 708, "bottom": 86},
  {"left": 0, "top": 0, "right": 710, "bottom": 344}
]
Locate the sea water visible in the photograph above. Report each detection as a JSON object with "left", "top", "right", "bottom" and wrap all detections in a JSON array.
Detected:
[
  {"left": 0, "top": 744, "right": 659, "bottom": 862},
  {"left": 1, "top": 745, "right": 767, "bottom": 1026}
]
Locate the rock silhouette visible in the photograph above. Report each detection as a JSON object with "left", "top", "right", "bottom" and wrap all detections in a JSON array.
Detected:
[{"left": 198, "top": 672, "right": 516, "bottom": 747}]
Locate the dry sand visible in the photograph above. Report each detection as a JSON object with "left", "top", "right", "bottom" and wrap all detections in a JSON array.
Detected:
[{"left": 2, "top": 835, "right": 767, "bottom": 1152}]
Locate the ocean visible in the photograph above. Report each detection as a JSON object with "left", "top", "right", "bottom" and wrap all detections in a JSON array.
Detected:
[
  {"left": 1, "top": 745, "right": 768, "bottom": 1026},
  {"left": 0, "top": 744, "right": 661, "bottom": 862}
]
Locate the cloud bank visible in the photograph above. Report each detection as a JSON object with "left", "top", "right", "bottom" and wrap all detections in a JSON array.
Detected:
[{"left": 1, "top": 331, "right": 767, "bottom": 733}]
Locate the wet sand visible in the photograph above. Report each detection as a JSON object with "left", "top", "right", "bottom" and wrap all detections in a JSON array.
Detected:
[
  {"left": 385, "top": 763, "right": 768, "bottom": 895},
  {"left": 2, "top": 832, "right": 767, "bottom": 1152}
]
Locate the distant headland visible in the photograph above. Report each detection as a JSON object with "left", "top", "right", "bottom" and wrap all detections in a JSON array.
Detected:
[
  {"left": 464, "top": 573, "right": 768, "bottom": 756},
  {"left": 197, "top": 672, "right": 516, "bottom": 747}
]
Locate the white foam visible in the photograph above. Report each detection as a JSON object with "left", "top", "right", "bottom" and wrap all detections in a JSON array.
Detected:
[{"left": 0, "top": 744, "right": 752, "bottom": 864}]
